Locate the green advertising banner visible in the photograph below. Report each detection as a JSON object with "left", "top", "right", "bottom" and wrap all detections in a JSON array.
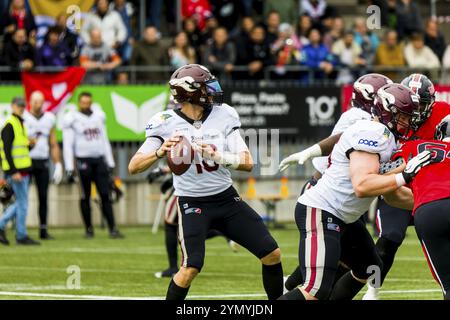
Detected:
[{"left": 0, "top": 85, "right": 169, "bottom": 142}]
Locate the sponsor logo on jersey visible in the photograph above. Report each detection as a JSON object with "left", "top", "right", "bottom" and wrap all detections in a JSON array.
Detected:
[
  {"left": 145, "top": 123, "right": 153, "bottom": 131},
  {"left": 327, "top": 223, "right": 340, "bottom": 232},
  {"left": 383, "top": 128, "right": 391, "bottom": 139},
  {"left": 185, "top": 207, "right": 202, "bottom": 215},
  {"left": 160, "top": 113, "right": 172, "bottom": 121},
  {"left": 358, "top": 139, "right": 379, "bottom": 147}
]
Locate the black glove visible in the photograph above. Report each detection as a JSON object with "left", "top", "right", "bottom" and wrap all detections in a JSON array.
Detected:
[
  {"left": 147, "top": 167, "right": 165, "bottom": 184},
  {"left": 401, "top": 150, "right": 432, "bottom": 183},
  {"left": 66, "top": 171, "right": 76, "bottom": 184}
]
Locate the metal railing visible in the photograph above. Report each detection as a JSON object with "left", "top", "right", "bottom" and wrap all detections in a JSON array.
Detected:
[{"left": 1, "top": 65, "right": 449, "bottom": 85}]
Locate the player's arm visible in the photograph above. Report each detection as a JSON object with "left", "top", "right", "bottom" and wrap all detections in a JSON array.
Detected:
[
  {"left": 49, "top": 127, "right": 63, "bottom": 184},
  {"left": 49, "top": 127, "right": 62, "bottom": 165},
  {"left": 350, "top": 150, "right": 432, "bottom": 198},
  {"left": 62, "top": 124, "right": 75, "bottom": 173},
  {"left": 100, "top": 122, "right": 115, "bottom": 169},
  {"left": 128, "top": 136, "right": 180, "bottom": 175},
  {"left": 279, "top": 133, "right": 342, "bottom": 171},
  {"left": 196, "top": 129, "right": 254, "bottom": 172},
  {"left": 383, "top": 187, "right": 414, "bottom": 210}
]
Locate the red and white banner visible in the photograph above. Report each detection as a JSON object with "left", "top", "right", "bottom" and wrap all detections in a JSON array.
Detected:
[
  {"left": 341, "top": 84, "right": 450, "bottom": 113},
  {"left": 21, "top": 67, "right": 86, "bottom": 113}
]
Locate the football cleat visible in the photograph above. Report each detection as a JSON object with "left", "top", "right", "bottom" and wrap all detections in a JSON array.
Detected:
[
  {"left": 283, "top": 276, "right": 290, "bottom": 295},
  {"left": 154, "top": 267, "right": 178, "bottom": 279},
  {"left": 227, "top": 240, "right": 239, "bottom": 253}
]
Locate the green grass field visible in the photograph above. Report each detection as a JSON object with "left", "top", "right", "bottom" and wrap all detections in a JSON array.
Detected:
[{"left": 0, "top": 225, "right": 442, "bottom": 300}]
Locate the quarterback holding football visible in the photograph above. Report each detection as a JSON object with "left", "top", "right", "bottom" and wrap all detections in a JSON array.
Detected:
[{"left": 129, "top": 64, "right": 284, "bottom": 300}]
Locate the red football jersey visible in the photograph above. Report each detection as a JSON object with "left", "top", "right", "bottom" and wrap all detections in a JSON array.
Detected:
[
  {"left": 409, "top": 101, "right": 450, "bottom": 140},
  {"left": 397, "top": 139, "right": 450, "bottom": 214}
]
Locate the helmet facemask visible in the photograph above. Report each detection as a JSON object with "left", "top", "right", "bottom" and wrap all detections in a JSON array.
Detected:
[
  {"left": 410, "top": 97, "right": 435, "bottom": 131},
  {"left": 401, "top": 73, "right": 436, "bottom": 131},
  {"left": 203, "top": 78, "right": 224, "bottom": 107},
  {"left": 372, "top": 92, "right": 414, "bottom": 141}
]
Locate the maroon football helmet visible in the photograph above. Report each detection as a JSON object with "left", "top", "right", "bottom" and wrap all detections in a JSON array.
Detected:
[
  {"left": 169, "top": 64, "right": 223, "bottom": 108},
  {"left": 351, "top": 73, "right": 393, "bottom": 113},
  {"left": 372, "top": 83, "right": 421, "bottom": 139}
]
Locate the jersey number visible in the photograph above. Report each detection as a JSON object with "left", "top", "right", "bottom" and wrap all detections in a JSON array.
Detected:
[
  {"left": 417, "top": 142, "right": 450, "bottom": 163},
  {"left": 84, "top": 128, "right": 100, "bottom": 141},
  {"left": 195, "top": 144, "right": 219, "bottom": 174}
]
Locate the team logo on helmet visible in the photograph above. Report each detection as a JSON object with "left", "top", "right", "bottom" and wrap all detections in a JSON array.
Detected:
[{"left": 351, "top": 73, "right": 393, "bottom": 113}]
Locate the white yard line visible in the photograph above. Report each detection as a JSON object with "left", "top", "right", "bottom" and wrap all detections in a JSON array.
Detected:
[
  {"left": 379, "top": 289, "right": 442, "bottom": 295},
  {"left": 0, "top": 288, "right": 443, "bottom": 300}
]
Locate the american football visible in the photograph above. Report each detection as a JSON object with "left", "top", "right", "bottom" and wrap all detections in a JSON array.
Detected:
[{"left": 167, "top": 135, "right": 194, "bottom": 175}]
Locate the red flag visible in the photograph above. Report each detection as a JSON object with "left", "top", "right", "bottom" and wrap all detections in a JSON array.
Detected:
[
  {"left": 341, "top": 84, "right": 353, "bottom": 112},
  {"left": 21, "top": 67, "right": 86, "bottom": 113}
]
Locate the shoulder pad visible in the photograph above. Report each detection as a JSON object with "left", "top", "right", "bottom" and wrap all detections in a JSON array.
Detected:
[{"left": 145, "top": 111, "right": 174, "bottom": 137}]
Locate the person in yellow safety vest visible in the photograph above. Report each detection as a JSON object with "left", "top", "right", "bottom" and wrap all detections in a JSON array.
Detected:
[{"left": 0, "top": 97, "right": 40, "bottom": 246}]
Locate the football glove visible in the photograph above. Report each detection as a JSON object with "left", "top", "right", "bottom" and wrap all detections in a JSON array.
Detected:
[
  {"left": 279, "top": 144, "right": 322, "bottom": 172},
  {"left": 400, "top": 150, "right": 433, "bottom": 184},
  {"left": 52, "top": 162, "right": 63, "bottom": 185}
]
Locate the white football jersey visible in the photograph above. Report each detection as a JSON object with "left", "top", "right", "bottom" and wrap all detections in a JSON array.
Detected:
[
  {"left": 312, "top": 107, "right": 372, "bottom": 174},
  {"left": 62, "top": 109, "right": 115, "bottom": 171},
  {"left": 145, "top": 104, "right": 245, "bottom": 197},
  {"left": 23, "top": 111, "right": 56, "bottom": 160},
  {"left": 299, "top": 120, "right": 397, "bottom": 224}
]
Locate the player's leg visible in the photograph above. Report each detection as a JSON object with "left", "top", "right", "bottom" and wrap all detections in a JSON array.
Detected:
[
  {"left": 414, "top": 199, "right": 450, "bottom": 299},
  {"left": 280, "top": 204, "right": 342, "bottom": 300},
  {"left": 156, "top": 193, "right": 179, "bottom": 278},
  {"left": 32, "top": 160, "right": 51, "bottom": 239},
  {"left": 93, "top": 159, "right": 122, "bottom": 237},
  {"left": 166, "top": 197, "right": 209, "bottom": 300},
  {"left": 332, "top": 219, "right": 382, "bottom": 300},
  {"left": 213, "top": 192, "right": 283, "bottom": 300},
  {"left": 364, "top": 197, "right": 412, "bottom": 299},
  {"left": 284, "top": 265, "right": 303, "bottom": 291},
  {"left": 76, "top": 158, "right": 94, "bottom": 236},
  {"left": 284, "top": 176, "right": 319, "bottom": 290}
]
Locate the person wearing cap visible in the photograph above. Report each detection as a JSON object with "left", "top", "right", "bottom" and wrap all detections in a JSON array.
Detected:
[
  {"left": 0, "top": 97, "right": 40, "bottom": 246},
  {"left": 23, "top": 91, "right": 63, "bottom": 240}
]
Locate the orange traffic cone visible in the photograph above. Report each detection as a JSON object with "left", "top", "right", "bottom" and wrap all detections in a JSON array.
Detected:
[
  {"left": 280, "top": 176, "right": 289, "bottom": 199},
  {"left": 246, "top": 177, "right": 257, "bottom": 200}
]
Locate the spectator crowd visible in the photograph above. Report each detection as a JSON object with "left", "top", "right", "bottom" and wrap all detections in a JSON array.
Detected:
[{"left": 1, "top": 0, "right": 450, "bottom": 84}]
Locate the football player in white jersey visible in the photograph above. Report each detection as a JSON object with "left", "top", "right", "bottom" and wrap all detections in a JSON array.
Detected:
[
  {"left": 62, "top": 92, "right": 123, "bottom": 239},
  {"left": 23, "top": 91, "right": 63, "bottom": 239},
  {"left": 129, "top": 64, "right": 283, "bottom": 300},
  {"left": 278, "top": 83, "right": 433, "bottom": 300},
  {"left": 281, "top": 74, "right": 393, "bottom": 291}
]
